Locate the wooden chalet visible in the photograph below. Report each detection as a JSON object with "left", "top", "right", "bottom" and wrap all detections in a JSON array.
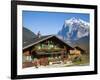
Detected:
[{"left": 23, "top": 35, "right": 73, "bottom": 68}]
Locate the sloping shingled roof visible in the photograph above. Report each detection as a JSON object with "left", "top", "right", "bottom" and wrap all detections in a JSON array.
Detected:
[
  {"left": 23, "top": 35, "right": 73, "bottom": 50},
  {"left": 23, "top": 35, "right": 50, "bottom": 48},
  {"left": 75, "top": 46, "right": 85, "bottom": 52}
]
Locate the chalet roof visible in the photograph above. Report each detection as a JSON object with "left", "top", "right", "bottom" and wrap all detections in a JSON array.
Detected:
[
  {"left": 23, "top": 35, "right": 73, "bottom": 50},
  {"left": 23, "top": 35, "right": 51, "bottom": 49},
  {"left": 75, "top": 46, "right": 85, "bottom": 52}
]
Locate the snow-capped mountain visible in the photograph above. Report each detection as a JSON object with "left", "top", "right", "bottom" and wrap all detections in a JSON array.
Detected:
[{"left": 58, "top": 17, "right": 89, "bottom": 42}]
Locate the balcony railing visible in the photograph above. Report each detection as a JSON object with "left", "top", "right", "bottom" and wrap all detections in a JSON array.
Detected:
[{"left": 34, "top": 48, "right": 66, "bottom": 53}]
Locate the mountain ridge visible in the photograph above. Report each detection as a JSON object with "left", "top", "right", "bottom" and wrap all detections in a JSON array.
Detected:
[{"left": 23, "top": 27, "right": 36, "bottom": 43}]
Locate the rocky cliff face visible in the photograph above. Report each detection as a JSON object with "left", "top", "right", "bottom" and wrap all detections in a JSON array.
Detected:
[{"left": 58, "top": 17, "right": 89, "bottom": 42}]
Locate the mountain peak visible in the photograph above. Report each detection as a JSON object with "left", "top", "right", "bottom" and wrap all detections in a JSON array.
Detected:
[
  {"left": 58, "top": 18, "right": 90, "bottom": 42},
  {"left": 64, "top": 17, "right": 89, "bottom": 27}
]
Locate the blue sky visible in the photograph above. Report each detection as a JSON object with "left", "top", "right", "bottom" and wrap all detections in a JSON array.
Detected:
[{"left": 22, "top": 11, "right": 90, "bottom": 35}]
